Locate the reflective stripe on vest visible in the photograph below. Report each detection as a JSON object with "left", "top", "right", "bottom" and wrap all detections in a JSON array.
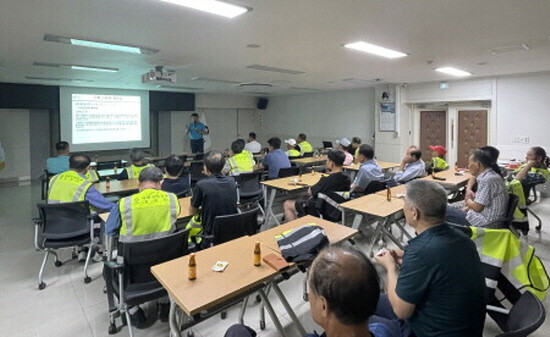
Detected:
[
  {"left": 85, "top": 169, "right": 100, "bottom": 183},
  {"left": 126, "top": 164, "right": 153, "bottom": 179},
  {"left": 228, "top": 152, "right": 254, "bottom": 174},
  {"left": 185, "top": 214, "right": 203, "bottom": 243},
  {"left": 47, "top": 171, "right": 92, "bottom": 203},
  {"left": 119, "top": 189, "right": 179, "bottom": 242}
]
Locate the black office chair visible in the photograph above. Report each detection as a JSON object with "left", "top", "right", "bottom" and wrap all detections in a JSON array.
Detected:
[
  {"left": 524, "top": 181, "right": 545, "bottom": 232},
  {"left": 234, "top": 172, "right": 265, "bottom": 214},
  {"left": 104, "top": 229, "right": 190, "bottom": 336},
  {"left": 208, "top": 207, "right": 261, "bottom": 246},
  {"left": 488, "top": 291, "right": 546, "bottom": 337},
  {"left": 487, "top": 194, "right": 519, "bottom": 231},
  {"left": 34, "top": 201, "right": 96, "bottom": 290},
  {"left": 41, "top": 170, "right": 57, "bottom": 200},
  {"left": 316, "top": 192, "right": 350, "bottom": 222},
  {"left": 302, "top": 152, "right": 314, "bottom": 158},
  {"left": 277, "top": 166, "right": 300, "bottom": 178}
]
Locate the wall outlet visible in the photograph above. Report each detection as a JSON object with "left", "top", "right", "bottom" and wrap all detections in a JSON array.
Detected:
[{"left": 512, "top": 136, "right": 530, "bottom": 144}]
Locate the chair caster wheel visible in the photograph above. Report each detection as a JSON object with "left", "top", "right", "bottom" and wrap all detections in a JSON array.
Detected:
[
  {"left": 108, "top": 323, "right": 117, "bottom": 334},
  {"left": 72, "top": 252, "right": 78, "bottom": 259},
  {"left": 187, "top": 331, "right": 195, "bottom": 337},
  {"left": 38, "top": 282, "right": 46, "bottom": 290},
  {"left": 255, "top": 295, "right": 261, "bottom": 303},
  {"left": 220, "top": 310, "right": 227, "bottom": 319},
  {"left": 260, "top": 321, "right": 266, "bottom": 330},
  {"left": 536, "top": 225, "right": 541, "bottom": 232},
  {"left": 54, "top": 261, "right": 62, "bottom": 267},
  {"left": 303, "top": 293, "right": 309, "bottom": 302},
  {"left": 84, "top": 276, "right": 91, "bottom": 284}
]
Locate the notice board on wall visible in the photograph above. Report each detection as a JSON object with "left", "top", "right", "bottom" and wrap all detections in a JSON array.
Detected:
[{"left": 379, "top": 102, "right": 396, "bottom": 132}]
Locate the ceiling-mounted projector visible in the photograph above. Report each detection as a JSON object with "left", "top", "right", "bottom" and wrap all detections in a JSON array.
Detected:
[{"left": 142, "top": 66, "right": 176, "bottom": 83}]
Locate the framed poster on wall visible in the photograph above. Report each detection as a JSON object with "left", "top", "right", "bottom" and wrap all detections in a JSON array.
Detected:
[{"left": 379, "top": 102, "right": 396, "bottom": 132}]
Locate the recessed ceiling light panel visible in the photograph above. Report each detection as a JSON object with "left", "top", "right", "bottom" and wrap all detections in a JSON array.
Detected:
[
  {"left": 435, "top": 67, "right": 472, "bottom": 77},
  {"left": 344, "top": 41, "right": 407, "bottom": 59},
  {"left": 157, "top": 0, "right": 250, "bottom": 18},
  {"left": 43, "top": 34, "right": 159, "bottom": 55}
]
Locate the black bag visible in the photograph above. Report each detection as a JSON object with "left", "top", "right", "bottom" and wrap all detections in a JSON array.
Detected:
[{"left": 276, "top": 224, "right": 329, "bottom": 262}]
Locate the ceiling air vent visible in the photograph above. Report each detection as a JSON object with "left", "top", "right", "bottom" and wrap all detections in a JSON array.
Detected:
[
  {"left": 490, "top": 44, "right": 530, "bottom": 55},
  {"left": 190, "top": 77, "right": 240, "bottom": 84},
  {"left": 246, "top": 64, "right": 305, "bottom": 75}
]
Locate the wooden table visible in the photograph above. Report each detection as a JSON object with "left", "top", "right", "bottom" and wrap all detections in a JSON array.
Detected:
[
  {"left": 152, "top": 236, "right": 305, "bottom": 337},
  {"left": 343, "top": 161, "right": 400, "bottom": 171},
  {"left": 252, "top": 215, "right": 358, "bottom": 253},
  {"left": 290, "top": 156, "right": 327, "bottom": 166},
  {"left": 261, "top": 172, "right": 324, "bottom": 227},
  {"left": 340, "top": 193, "right": 409, "bottom": 253},
  {"left": 94, "top": 179, "right": 139, "bottom": 196},
  {"left": 375, "top": 184, "right": 407, "bottom": 198},
  {"left": 422, "top": 170, "right": 472, "bottom": 189},
  {"left": 99, "top": 197, "right": 192, "bottom": 222}
]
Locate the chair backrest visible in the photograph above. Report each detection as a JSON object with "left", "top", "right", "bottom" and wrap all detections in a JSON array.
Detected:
[
  {"left": 37, "top": 201, "right": 91, "bottom": 240},
  {"left": 302, "top": 152, "right": 314, "bottom": 158},
  {"left": 505, "top": 194, "right": 519, "bottom": 223},
  {"left": 365, "top": 180, "right": 387, "bottom": 194},
  {"left": 119, "top": 229, "right": 190, "bottom": 287},
  {"left": 496, "top": 291, "right": 546, "bottom": 337},
  {"left": 317, "top": 192, "right": 348, "bottom": 222},
  {"left": 234, "top": 171, "right": 263, "bottom": 198},
  {"left": 278, "top": 166, "right": 300, "bottom": 178},
  {"left": 212, "top": 208, "right": 260, "bottom": 245}
]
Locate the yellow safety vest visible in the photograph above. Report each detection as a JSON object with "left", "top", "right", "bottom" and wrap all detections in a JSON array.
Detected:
[
  {"left": 119, "top": 188, "right": 180, "bottom": 242},
  {"left": 354, "top": 147, "right": 360, "bottom": 160},
  {"left": 227, "top": 151, "right": 255, "bottom": 175},
  {"left": 287, "top": 149, "right": 301, "bottom": 157},
  {"left": 48, "top": 170, "right": 92, "bottom": 203},
  {"left": 186, "top": 214, "right": 203, "bottom": 244},
  {"left": 470, "top": 227, "right": 549, "bottom": 300},
  {"left": 431, "top": 157, "right": 449, "bottom": 170},
  {"left": 508, "top": 165, "right": 550, "bottom": 222},
  {"left": 299, "top": 141, "right": 313, "bottom": 154},
  {"left": 125, "top": 164, "right": 154, "bottom": 179},
  {"left": 85, "top": 169, "right": 100, "bottom": 183}
]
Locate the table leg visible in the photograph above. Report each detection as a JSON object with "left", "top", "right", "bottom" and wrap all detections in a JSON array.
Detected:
[
  {"left": 341, "top": 208, "right": 346, "bottom": 226},
  {"left": 263, "top": 188, "right": 280, "bottom": 228},
  {"left": 380, "top": 215, "right": 405, "bottom": 250},
  {"left": 351, "top": 213, "right": 364, "bottom": 230},
  {"left": 369, "top": 218, "right": 387, "bottom": 256},
  {"left": 272, "top": 283, "right": 307, "bottom": 336},
  {"left": 258, "top": 288, "right": 287, "bottom": 337},
  {"left": 169, "top": 297, "right": 182, "bottom": 337},
  {"left": 238, "top": 295, "right": 249, "bottom": 324}
]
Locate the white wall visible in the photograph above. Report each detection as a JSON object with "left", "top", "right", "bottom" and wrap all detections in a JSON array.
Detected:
[
  {"left": 262, "top": 88, "right": 376, "bottom": 150},
  {"left": 0, "top": 109, "right": 31, "bottom": 181}
]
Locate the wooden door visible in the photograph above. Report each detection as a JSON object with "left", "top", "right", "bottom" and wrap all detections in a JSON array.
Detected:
[
  {"left": 420, "top": 111, "right": 447, "bottom": 162},
  {"left": 457, "top": 110, "right": 487, "bottom": 168}
]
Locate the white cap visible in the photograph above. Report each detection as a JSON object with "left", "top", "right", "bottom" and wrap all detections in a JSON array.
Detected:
[
  {"left": 285, "top": 138, "right": 297, "bottom": 146},
  {"left": 336, "top": 137, "right": 351, "bottom": 147}
]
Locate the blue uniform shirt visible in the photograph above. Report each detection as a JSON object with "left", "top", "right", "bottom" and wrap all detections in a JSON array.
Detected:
[
  {"left": 393, "top": 160, "right": 426, "bottom": 183},
  {"left": 46, "top": 155, "right": 70, "bottom": 174},
  {"left": 353, "top": 160, "right": 386, "bottom": 190},
  {"left": 188, "top": 122, "right": 208, "bottom": 140},
  {"left": 263, "top": 149, "right": 291, "bottom": 179}
]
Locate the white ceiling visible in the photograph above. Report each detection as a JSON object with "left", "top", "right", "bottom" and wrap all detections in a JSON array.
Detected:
[{"left": 1, "top": 0, "right": 550, "bottom": 96}]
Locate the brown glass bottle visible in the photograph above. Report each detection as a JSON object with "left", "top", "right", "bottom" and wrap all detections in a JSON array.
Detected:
[
  {"left": 188, "top": 253, "right": 197, "bottom": 280},
  {"left": 254, "top": 242, "right": 261, "bottom": 266}
]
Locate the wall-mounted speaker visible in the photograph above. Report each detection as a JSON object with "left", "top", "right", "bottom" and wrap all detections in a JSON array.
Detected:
[{"left": 257, "top": 98, "right": 268, "bottom": 110}]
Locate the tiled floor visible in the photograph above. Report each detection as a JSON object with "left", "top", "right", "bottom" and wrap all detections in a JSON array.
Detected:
[{"left": 1, "top": 182, "right": 549, "bottom": 337}]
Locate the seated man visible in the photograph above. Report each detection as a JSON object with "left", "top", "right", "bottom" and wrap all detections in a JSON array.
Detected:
[
  {"left": 350, "top": 144, "right": 386, "bottom": 193},
  {"left": 375, "top": 180, "right": 486, "bottom": 337},
  {"left": 284, "top": 138, "right": 301, "bottom": 157},
  {"left": 283, "top": 149, "right": 351, "bottom": 221},
  {"left": 161, "top": 155, "right": 190, "bottom": 195},
  {"left": 104, "top": 166, "right": 180, "bottom": 325},
  {"left": 48, "top": 153, "right": 115, "bottom": 260},
  {"left": 222, "top": 139, "right": 256, "bottom": 176},
  {"left": 464, "top": 145, "right": 501, "bottom": 201},
  {"left": 225, "top": 246, "right": 402, "bottom": 337},
  {"left": 297, "top": 133, "right": 313, "bottom": 155},
  {"left": 191, "top": 151, "right": 238, "bottom": 246},
  {"left": 117, "top": 148, "right": 153, "bottom": 180},
  {"left": 392, "top": 146, "right": 426, "bottom": 184},
  {"left": 46, "top": 141, "right": 70, "bottom": 174},
  {"left": 256, "top": 137, "right": 291, "bottom": 179},
  {"left": 244, "top": 132, "right": 262, "bottom": 154},
  {"left": 351, "top": 137, "right": 362, "bottom": 163},
  {"left": 446, "top": 149, "right": 509, "bottom": 227}
]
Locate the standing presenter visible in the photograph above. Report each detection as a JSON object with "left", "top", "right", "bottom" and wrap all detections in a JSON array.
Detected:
[{"left": 186, "top": 113, "right": 209, "bottom": 154}]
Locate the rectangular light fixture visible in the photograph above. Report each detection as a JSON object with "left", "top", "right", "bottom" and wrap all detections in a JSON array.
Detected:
[
  {"left": 71, "top": 65, "right": 118, "bottom": 73},
  {"left": 435, "top": 67, "right": 472, "bottom": 77},
  {"left": 43, "top": 34, "right": 159, "bottom": 55},
  {"left": 157, "top": 0, "right": 249, "bottom": 18},
  {"left": 344, "top": 41, "right": 407, "bottom": 59}
]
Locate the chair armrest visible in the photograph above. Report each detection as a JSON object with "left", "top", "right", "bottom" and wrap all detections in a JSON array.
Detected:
[{"left": 486, "top": 305, "right": 510, "bottom": 315}]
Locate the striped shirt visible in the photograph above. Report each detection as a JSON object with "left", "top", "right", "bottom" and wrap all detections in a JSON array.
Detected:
[{"left": 467, "top": 168, "right": 509, "bottom": 227}]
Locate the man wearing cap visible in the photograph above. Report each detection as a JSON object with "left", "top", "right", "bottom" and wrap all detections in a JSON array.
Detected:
[
  {"left": 428, "top": 145, "right": 449, "bottom": 173},
  {"left": 284, "top": 138, "right": 301, "bottom": 157},
  {"left": 336, "top": 137, "right": 354, "bottom": 166}
]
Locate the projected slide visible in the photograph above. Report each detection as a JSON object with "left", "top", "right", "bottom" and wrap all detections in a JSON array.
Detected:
[{"left": 72, "top": 94, "right": 141, "bottom": 144}]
